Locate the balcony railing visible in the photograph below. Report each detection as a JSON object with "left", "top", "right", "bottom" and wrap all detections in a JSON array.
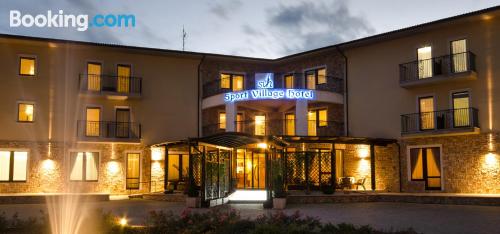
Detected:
[
  {"left": 77, "top": 120, "right": 141, "bottom": 141},
  {"left": 79, "top": 74, "right": 142, "bottom": 96},
  {"left": 202, "top": 119, "right": 343, "bottom": 137},
  {"left": 399, "top": 52, "right": 476, "bottom": 85},
  {"left": 202, "top": 75, "right": 343, "bottom": 98},
  {"left": 401, "top": 108, "right": 479, "bottom": 135}
]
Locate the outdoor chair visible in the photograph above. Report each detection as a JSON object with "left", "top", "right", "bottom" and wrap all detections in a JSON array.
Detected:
[
  {"left": 354, "top": 177, "right": 367, "bottom": 190},
  {"left": 339, "top": 177, "right": 353, "bottom": 190}
]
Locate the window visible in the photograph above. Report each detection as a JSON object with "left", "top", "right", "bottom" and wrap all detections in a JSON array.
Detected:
[
  {"left": 19, "top": 57, "right": 36, "bottom": 76},
  {"left": 126, "top": 153, "right": 140, "bottom": 189},
  {"left": 305, "top": 68, "right": 327, "bottom": 89},
  {"left": 116, "top": 108, "right": 130, "bottom": 138},
  {"left": 409, "top": 147, "right": 441, "bottom": 190},
  {"left": 284, "top": 74, "right": 294, "bottom": 89},
  {"left": 318, "top": 109, "right": 328, "bottom": 127},
  {"left": 87, "top": 62, "right": 102, "bottom": 91},
  {"left": 255, "top": 115, "right": 266, "bottom": 135},
  {"left": 452, "top": 91, "right": 470, "bottom": 127},
  {"left": 219, "top": 112, "right": 226, "bottom": 129},
  {"left": 86, "top": 107, "right": 101, "bottom": 137},
  {"left": 167, "top": 154, "right": 189, "bottom": 181},
  {"left": 117, "top": 64, "right": 131, "bottom": 93},
  {"left": 451, "top": 39, "right": 467, "bottom": 73},
  {"left": 417, "top": 46, "right": 432, "bottom": 79},
  {"left": 335, "top": 150, "right": 343, "bottom": 178},
  {"left": 419, "top": 96, "right": 434, "bottom": 130},
  {"left": 284, "top": 113, "right": 295, "bottom": 136},
  {"left": 18, "top": 103, "right": 34, "bottom": 122},
  {"left": 308, "top": 109, "right": 328, "bottom": 136},
  {"left": 236, "top": 113, "right": 243, "bottom": 132},
  {"left": 0, "top": 151, "right": 28, "bottom": 182},
  {"left": 220, "top": 73, "right": 244, "bottom": 91},
  {"left": 70, "top": 152, "right": 99, "bottom": 181}
]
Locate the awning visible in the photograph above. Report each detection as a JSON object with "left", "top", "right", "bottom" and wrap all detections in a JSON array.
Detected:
[{"left": 280, "top": 136, "right": 397, "bottom": 146}]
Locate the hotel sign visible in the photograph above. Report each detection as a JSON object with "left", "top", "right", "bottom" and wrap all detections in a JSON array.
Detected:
[{"left": 224, "top": 73, "right": 315, "bottom": 102}]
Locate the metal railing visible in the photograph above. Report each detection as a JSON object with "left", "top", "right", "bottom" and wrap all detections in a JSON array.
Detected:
[
  {"left": 79, "top": 74, "right": 142, "bottom": 95},
  {"left": 401, "top": 107, "right": 479, "bottom": 134},
  {"left": 77, "top": 120, "right": 141, "bottom": 140},
  {"left": 202, "top": 119, "right": 344, "bottom": 136},
  {"left": 399, "top": 52, "right": 476, "bottom": 84},
  {"left": 202, "top": 74, "right": 344, "bottom": 98}
]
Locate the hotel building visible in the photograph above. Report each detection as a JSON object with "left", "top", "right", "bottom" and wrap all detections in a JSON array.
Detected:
[{"left": 0, "top": 6, "right": 498, "bottom": 204}]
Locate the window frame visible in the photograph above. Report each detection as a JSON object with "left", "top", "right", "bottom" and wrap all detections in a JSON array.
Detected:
[
  {"left": 17, "top": 102, "right": 35, "bottom": 123},
  {"left": 125, "top": 152, "right": 141, "bottom": 190},
  {"left": 69, "top": 151, "right": 100, "bottom": 182},
  {"left": 407, "top": 145, "right": 443, "bottom": 191},
  {"left": 0, "top": 150, "right": 29, "bottom": 182},
  {"left": 284, "top": 112, "right": 295, "bottom": 136},
  {"left": 218, "top": 112, "right": 226, "bottom": 130},
  {"left": 283, "top": 73, "right": 295, "bottom": 89},
  {"left": 219, "top": 73, "right": 245, "bottom": 91},
  {"left": 304, "top": 67, "right": 327, "bottom": 89},
  {"left": 85, "top": 106, "right": 102, "bottom": 137},
  {"left": 417, "top": 95, "right": 435, "bottom": 131},
  {"left": 18, "top": 55, "right": 37, "bottom": 77},
  {"left": 309, "top": 108, "right": 328, "bottom": 127}
]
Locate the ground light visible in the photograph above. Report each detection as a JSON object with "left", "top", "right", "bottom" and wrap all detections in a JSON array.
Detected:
[
  {"left": 228, "top": 190, "right": 267, "bottom": 201},
  {"left": 119, "top": 217, "right": 128, "bottom": 226}
]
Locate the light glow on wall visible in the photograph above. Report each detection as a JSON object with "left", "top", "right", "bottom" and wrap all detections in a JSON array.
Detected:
[
  {"left": 151, "top": 147, "right": 163, "bottom": 161},
  {"left": 358, "top": 146, "right": 370, "bottom": 158},
  {"left": 42, "top": 159, "right": 55, "bottom": 171},
  {"left": 107, "top": 161, "right": 120, "bottom": 175},
  {"left": 257, "top": 142, "right": 268, "bottom": 149},
  {"left": 485, "top": 153, "right": 498, "bottom": 166},
  {"left": 358, "top": 159, "right": 370, "bottom": 176}
]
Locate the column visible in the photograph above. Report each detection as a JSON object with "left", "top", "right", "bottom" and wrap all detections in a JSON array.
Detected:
[
  {"left": 295, "top": 99, "right": 308, "bottom": 136},
  {"left": 370, "top": 144, "right": 376, "bottom": 191},
  {"left": 225, "top": 102, "right": 236, "bottom": 132}
]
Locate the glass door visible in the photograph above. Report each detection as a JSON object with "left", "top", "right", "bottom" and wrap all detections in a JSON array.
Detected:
[
  {"left": 417, "top": 46, "right": 433, "bottom": 79},
  {"left": 451, "top": 39, "right": 467, "bottom": 73},
  {"left": 255, "top": 115, "right": 266, "bottom": 135},
  {"left": 235, "top": 150, "right": 266, "bottom": 189},
  {"left": 419, "top": 96, "right": 435, "bottom": 130},
  {"left": 117, "top": 64, "right": 131, "bottom": 93},
  {"left": 87, "top": 62, "right": 101, "bottom": 91},
  {"left": 452, "top": 91, "right": 470, "bottom": 127}
]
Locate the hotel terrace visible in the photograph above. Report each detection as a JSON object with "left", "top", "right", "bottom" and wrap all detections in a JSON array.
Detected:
[{"left": 0, "top": 6, "right": 499, "bottom": 207}]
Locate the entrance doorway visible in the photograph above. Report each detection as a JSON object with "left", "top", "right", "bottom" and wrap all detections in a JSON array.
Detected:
[{"left": 235, "top": 150, "right": 266, "bottom": 189}]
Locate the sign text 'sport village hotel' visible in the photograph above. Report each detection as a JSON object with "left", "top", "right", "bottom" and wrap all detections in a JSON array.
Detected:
[{"left": 0, "top": 6, "right": 499, "bottom": 206}]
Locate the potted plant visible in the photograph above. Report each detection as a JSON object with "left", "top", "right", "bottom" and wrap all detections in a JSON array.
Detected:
[
  {"left": 185, "top": 178, "right": 200, "bottom": 208},
  {"left": 273, "top": 174, "right": 287, "bottom": 209},
  {"left": 321, "top": 179, "right": 335, "bottom": 195}
]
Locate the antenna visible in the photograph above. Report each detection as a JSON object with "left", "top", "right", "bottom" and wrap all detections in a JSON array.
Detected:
[{"left": 182, "top": 25, "right": 187, "bottom": 51}]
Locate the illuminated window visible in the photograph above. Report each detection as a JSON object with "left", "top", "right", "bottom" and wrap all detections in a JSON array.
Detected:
[
  {"left": 306, "top": 71, "right": 316, "bottom": 90},
  {"left": 452, "top": 91, "right": 470, "bottom": 127},
  {"left": 87, "top": 62, "right": 102, "bottom": 91},
  {"left": 419, "top": 96, "right": 434, "bottom": 130},
  {"left": 305, "top": 67, "right": 327, "bottom": 89},
  {"left": 0, "top": 151, "right": 28, "bottom": 182},
  {"left": 335, "top": 150, "right": 343, "bottom": 178},
  {"left": 451, "top": 39, "right": 467, "bottom": 73},
  {"left": 417, "top": 46, "right": 432, "bottom": 79},
  {"left": 318, "top": 109, "right": 328, "bottom": 126},
  {"left": 117, "top": 64, "right": 131, "bottom": 93},
  {"left": 233, "top": 75, "right": 244, "bottom": 91},
  {"left": 86, "top": 107, "right": 101, "bottom": 137},
  {"left": 308, "top": 111, "right": 317, "bottom": 136},
  {"left": 70, "top": 152, "right": 99, "bottom": 181},
  {"left": 284, "top": 74, "right": 294, "bottom": 89},
  {"left": 219, "top": 112, "right": 226, "bottom": 129},
  {"left": 255, "top": 115, "right": 266, "bottom": 135},
  {"left": 236, "top": 113, "right": 243, "bottom": 132},
  {"left": 167, "top": 154, "right": 189, "bottom": 181},
  {"left": 126, "top": 153, "right": 140, "bottom": 189},
  {"left": 19, "top": 57, "right": 36, "bottom": 76},
  {"left": 18, "top": 103, "right": 34, "bottom": 122},
  {"left": 285, "top": 113, "right": 295, "bottom": 136},
  {"left": 317, "top": 68, "right": 326, "bottom": 84},
  {"left": 220, "top": 74, "right": 231, "bottom": 89},
  {"left": 409, "top": 147, "right": 441, "bottom": 190}
]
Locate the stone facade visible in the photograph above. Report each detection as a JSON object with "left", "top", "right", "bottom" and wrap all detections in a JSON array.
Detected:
[
  {"left": 400, "top": 132, "right": 500, "bottom": 194},
  {"left": 0, "top": 140, "right": 158, "bottom": 195}
]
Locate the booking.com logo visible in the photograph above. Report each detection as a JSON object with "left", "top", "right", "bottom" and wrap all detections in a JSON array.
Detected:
[{"left": 9, "top": 10, "right": 135, "bottom": 32}]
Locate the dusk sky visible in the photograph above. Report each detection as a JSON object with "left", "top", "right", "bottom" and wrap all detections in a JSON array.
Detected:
[{"left": 1, "top": 0, "right": 499, "bottom": 58}]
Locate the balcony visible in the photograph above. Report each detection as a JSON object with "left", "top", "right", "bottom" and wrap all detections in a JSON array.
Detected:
[
  {"left": 401, "top": 108, "right": 479, "bottom": 136},
  {"left": 399, "top": 52, "right": 476, "bottom": 88},
  {"left": 77, "top": 120, "right": 141, "bottom": 142},
  {"left": 79, "top": 74, "right": 142, "bottom": 99},
  {"left": 202, "top": 119, "right": 343, "bottom": 137},
  {"left": 202, "top": 75, "right": 343, "bottom": 98}
]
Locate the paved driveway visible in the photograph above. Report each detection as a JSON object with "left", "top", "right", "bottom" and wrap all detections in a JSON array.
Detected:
[{"left": 1, "top": 200, "right": 499, "bottom": 234}]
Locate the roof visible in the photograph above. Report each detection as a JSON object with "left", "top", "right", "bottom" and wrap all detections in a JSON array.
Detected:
[
  {"left": 281, "top": 136, "right": 397, "bottom": 146},
  {"left": 0, "top": 5, "right": 498, "bottom": 61}
]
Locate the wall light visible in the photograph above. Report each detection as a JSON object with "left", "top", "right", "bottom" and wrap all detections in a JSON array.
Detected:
[
  {"left": 119, "top": 217, "right": 128, "bottom": 226},
  {"left": 42, "top": 159, "right": 55, "bottom": 171},
  {"left": 485, "top": 152, "right": 498, "bottom": 166},
  {"left": 358, "top": 146, "right": 369, "bottom": 158},
  {"left": 107, "top": 161, "right": 120, "bottom": 175},
  {"left": 151, "top": 147, "right": 163, "bottom": 161},
  {"left": 257, "top": 142, "right": 268, "bottom": 149}
]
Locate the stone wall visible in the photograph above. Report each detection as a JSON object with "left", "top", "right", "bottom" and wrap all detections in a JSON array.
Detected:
[
  {"left": 0, "top": 140, "right": 156, "bottom": 195},
  {"left": 400, "top": 132, "right": 500, "bottom": 194}
]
